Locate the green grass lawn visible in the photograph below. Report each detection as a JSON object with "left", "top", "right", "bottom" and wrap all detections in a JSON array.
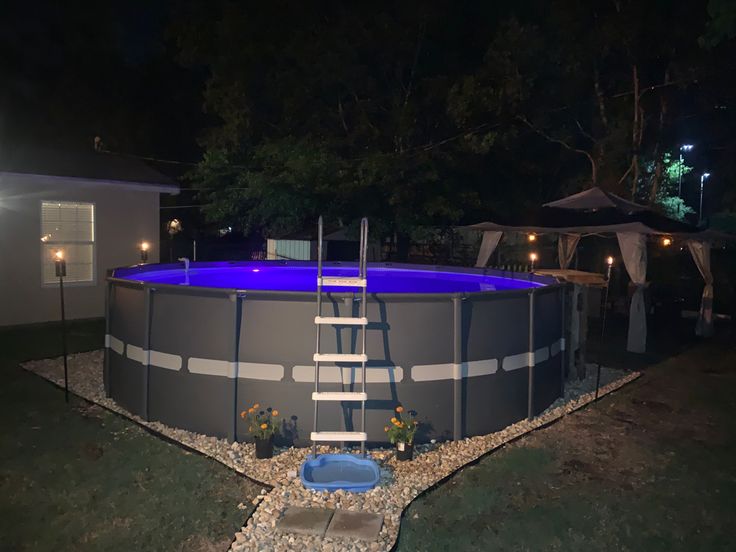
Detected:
[
  {"left": 397, "top": 331, "right": 736, "bottom": 551},
  {"left": 0, "top": 319, "right": 262, "bottom": 552}
]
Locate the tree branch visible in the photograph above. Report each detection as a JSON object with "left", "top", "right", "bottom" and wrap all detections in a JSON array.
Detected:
[
  {"left": 518, "top": 116, "right": 598, "bottom": 185},
  {"left": 575, "top": 119, "right": 598, "bottom": 144},
  {"left": 337, "top": 95, "right": 349, "bottom": 134},
  {"left": 594, "top": 68, "right": 609, "bottom": 129}
]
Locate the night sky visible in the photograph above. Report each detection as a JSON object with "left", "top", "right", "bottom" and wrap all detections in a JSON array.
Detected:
[{"left": 2, "top": 0, "right": 735, "bottom": 235}]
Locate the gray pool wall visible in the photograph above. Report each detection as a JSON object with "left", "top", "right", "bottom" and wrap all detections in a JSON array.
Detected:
[{"left": 104, "top": 261, "right": 566, "bottom": 446}]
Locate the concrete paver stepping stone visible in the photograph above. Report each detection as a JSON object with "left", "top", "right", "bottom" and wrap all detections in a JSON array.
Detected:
[
  {"left": 276, "top": 507, "right": 335, "bottom": 537},
  {"left": 325, "top": 510, "right": 384, "bottom": 541}
]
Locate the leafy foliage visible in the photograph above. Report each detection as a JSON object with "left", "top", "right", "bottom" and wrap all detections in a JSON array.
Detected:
[
  {"left": 638, "top": 153, "right": 695, "bottom": 221},
  {"left": 384, "top": 406, "right": 419, "bottom": 445},
  {"left": 170, "top": 0, "right": 736, "bottom": 238},
  {"left": 240, "top": 403, "right": 282, "bottom": 440}
]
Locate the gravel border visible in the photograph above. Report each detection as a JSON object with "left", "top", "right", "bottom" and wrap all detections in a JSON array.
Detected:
[{"left": 22, "top": 352, "right": 640, "bottom": 552}]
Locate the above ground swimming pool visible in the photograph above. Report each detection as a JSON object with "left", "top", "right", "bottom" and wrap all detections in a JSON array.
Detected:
[{"left": 104, "top": 261, "right": 567, "bottom": 445}]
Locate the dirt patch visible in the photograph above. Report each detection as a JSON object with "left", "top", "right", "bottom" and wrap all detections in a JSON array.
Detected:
[
  {"left": 81, "top": 442, "right": 105, "bottom": 460},
  {"left": 629, "top": 397, "right": 674, "bottom": 412},
  {"left": 179, "top": 534, "right": 232, "bottom": 552},
  {"left": 73, "top": 402, "right": 106, "bottom": 420}
]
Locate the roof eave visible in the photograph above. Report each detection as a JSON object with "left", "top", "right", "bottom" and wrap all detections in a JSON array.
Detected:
[{"left": 0, "top": 171, "right": 180, "bottom": 195}]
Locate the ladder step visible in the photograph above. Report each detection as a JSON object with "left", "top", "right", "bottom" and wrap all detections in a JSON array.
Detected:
[
  {"left": 314, "top": 316, "right": 368, "bottom": 326},
  {"left": 312, "top": 391, "right": 368, "bottom": 402},
  {"left": 313, "top": 353, "right": 368, "bottom": 363},
  {"left": 311, "top": 431, "right": 368, "bottom": 442},
  {"left": 318, "top": 277, "right": 367, "bottom": 287}
]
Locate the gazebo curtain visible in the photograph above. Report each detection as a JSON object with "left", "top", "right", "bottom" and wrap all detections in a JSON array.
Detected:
[
  {"left": 475, "top": 231, "right": 503, "bottom": 267},
  {"left": 557, "top": 234, "right": 580, "bottom": 269},
  {"left": 687, "top": 240, "right": 714, "bottom": 337},
  {"left": 617, "top": 232, "right": 648, "bottom": 353}
]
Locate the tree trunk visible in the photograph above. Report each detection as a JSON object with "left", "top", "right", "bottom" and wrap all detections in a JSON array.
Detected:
[
  {"left": 594, "top": 68, "right": 609, "bottom": 130},
  {"left": 649, "top": 67, "right": 671, "bottom": 204},
  {"left": 630, "top": 64, "right": 641, "bottom": 199}
]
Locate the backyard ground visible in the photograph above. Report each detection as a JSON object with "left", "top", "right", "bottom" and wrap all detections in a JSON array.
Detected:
[
  {"left": 397, "top": 319, "right": 736, "bottom": 551},
  {"left": 0, "top": 319, "right": 262, "bottom": 552},
  {"left": 2, "top": 317, "right": 735, "bottom": 551}
]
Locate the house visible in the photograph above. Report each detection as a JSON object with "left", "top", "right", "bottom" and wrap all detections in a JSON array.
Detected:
[{"left": 0, "top": 146, "right": 179, "bottom": 326}]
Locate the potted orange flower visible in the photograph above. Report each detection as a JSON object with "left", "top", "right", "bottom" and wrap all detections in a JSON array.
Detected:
[
  {"left": 240, "top": 403, "right": 282, "bottom": 459},
  {"left": 384, "top": 406, "right": 419, "bottom": 461}
]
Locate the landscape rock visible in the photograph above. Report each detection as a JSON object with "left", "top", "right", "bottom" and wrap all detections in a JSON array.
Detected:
[{"left": 22, "top": 351, "right": 638, "bottom": 552}]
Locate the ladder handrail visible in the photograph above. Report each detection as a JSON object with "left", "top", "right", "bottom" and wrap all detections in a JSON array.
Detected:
[
  {"left": 313, "top": 216, "right": 324, "bottom": 459},
  {"left": 359, "top": 218, "right": 368, "bottom": 455},
  {"left": 312, "top": 216, "right": 369, "bottom": 458}
]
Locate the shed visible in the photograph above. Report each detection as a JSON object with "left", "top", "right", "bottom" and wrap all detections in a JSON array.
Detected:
[
  {"left": 0, "top": 146, "right": 179, "bottom": 326},
  {"left": 266, "top": 227, "right": 376, "bottom": 261}
]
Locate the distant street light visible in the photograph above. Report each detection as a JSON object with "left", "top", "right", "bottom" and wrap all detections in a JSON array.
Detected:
[
  {"left": 679, "top": 144, "right": 693, "bottom": 197},
  {"left": 699, "top": 172, "right": 711, "bottom": 224},
  {"left": 529, "top": 252, "right": 538, "bottom": 272}
]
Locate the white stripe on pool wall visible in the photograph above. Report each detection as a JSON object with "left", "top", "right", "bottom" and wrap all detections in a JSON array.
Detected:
[
  {"left": 292, "top": 365, "right": 404, "bottom": 384},
  {"left": 411, "top": 359, "right": 499, "bottom": 382},
  {"left": 550, "top": 338, "right": 564, "bottom": 357},
  {"left": 411, "top": 363, "right": 453, "bottom": 382},
  {"left": 150, "top": 350, "right": 182, "bottom": 371},
  {"left": 503, "top": 346, "right": 552, "bottom": 372},
  {"left": 106, "top": 334, "right": 124, "bottom": 355},
  {"left": 462, "top": 359, "right": 499, "bottom": 378},
  {"left": 502, "top": 352, "right": 528, "bottom": 372},
  {"left": 127, "top": 344, "right": 146, "bottom": 364},
  {"left": 188, "top": 358, "right": 233, "bottom": 377},
  {"left": 237, "top": 362, "right": 284, "bottom": 381}
]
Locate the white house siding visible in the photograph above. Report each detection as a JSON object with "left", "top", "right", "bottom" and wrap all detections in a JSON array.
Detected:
[{"left": 0, "top": 174, "right": 163, "bottom": 326}]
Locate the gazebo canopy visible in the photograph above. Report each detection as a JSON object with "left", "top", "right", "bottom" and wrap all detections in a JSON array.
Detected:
[
  {"left": 468, "top": 187, "right": 702, "bottom": 236},
  {"left": 468, "top": 187, "right": 717, "bottom": 353},
  {"left": 542, "top": 186, "right": 647, "bottom": 213}
]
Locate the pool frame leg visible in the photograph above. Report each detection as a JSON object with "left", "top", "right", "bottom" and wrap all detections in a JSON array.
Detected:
[
  {"left": 452, "top": 295, "right": 463, "bottom": 441},
  {"left": 230, "top": 293, "right": 243, "bottom": 443},
  {"left": 527, "top": 288, "right": 536, "bottom": 420},
  {"left": 104, "top": 281, "right": 112, "bottom": 398},
  {"left": 142, "top": 286, "right": 153, "bottom": 422}
]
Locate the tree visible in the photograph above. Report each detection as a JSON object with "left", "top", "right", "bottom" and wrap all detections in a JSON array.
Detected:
[
  {"left": 173, "top": 1, "right": 482, "bottom": 243},
  {"left": 173, "top": 0, "right": 734, "bottom": 242},
  {"left": 638, "top": 152, "right": 695, "bottom": 221}
]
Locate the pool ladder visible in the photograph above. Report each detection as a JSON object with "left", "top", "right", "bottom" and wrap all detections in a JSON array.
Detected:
[{"left": 311, "top": 216, "right": 370, "bottom": 457}]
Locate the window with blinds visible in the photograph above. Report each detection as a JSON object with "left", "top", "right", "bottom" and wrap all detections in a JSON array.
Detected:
[{"left": 41, "top": 201, "right": 95, "bottom": 284}]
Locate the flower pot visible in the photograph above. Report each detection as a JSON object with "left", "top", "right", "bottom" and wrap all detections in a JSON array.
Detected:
[
  {"left": 254, "top": 436, "right": 274, "bottom": 459},
  {"left": 396, "top": 441, "right": 413, "bottom": 461}
]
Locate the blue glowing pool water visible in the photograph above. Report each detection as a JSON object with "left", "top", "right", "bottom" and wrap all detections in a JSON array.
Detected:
[{"left": 113, "top": 262, "right": 543, "bottom": 294}]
